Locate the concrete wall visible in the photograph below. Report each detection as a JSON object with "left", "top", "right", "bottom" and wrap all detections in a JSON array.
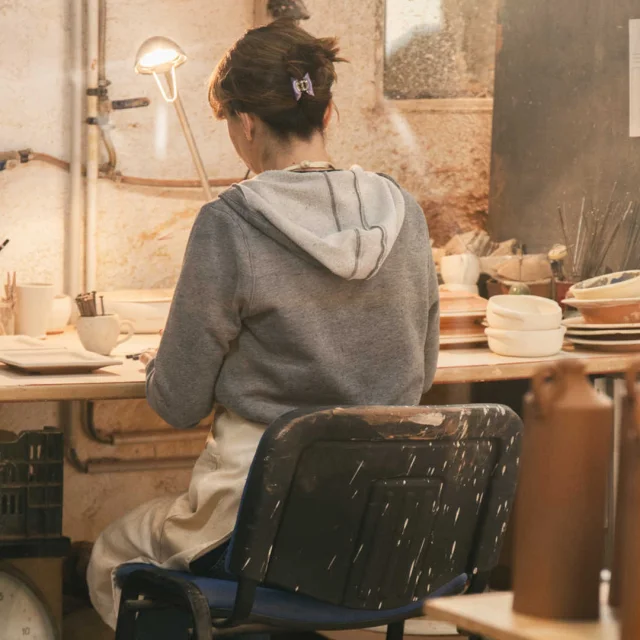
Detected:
[
  {"left": 489, "top": 0, "right": 640, "bottom": 255},
  {"left": 0, "top": 0, "right": 492, "bottom": 541}
]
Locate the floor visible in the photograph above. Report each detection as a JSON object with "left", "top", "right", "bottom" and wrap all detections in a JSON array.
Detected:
[{"left": 62, "top": 606, "right": 466, "bottom": 640}]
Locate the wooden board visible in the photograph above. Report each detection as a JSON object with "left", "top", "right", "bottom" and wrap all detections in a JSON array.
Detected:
[{"left": 426, "top": 591, "right": 619, "bottom": 640}]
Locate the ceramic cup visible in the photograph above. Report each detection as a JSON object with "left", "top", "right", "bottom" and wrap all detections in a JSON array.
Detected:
[
  {"left": 76, "top": 314, "right": 135, "bottom": 355},
  {"left": 441, "top": 253, "right": 481, "bottom": 285},
  {"left": 16, "top": 283, "right": 55, "bottom": 338}
]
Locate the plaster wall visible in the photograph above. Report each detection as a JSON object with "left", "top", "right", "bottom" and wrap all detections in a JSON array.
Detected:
[{"left": 0, "top": 0, "right": 491, "bottom": 541}]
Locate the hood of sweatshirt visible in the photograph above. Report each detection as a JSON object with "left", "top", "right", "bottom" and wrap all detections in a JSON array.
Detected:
[{"left": 229, "top": 166, "right": 406, "bottom": 280}]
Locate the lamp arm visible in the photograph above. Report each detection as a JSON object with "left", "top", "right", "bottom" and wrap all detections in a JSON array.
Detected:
[{"left": 164, "top": 72, "right": 214, "bottom": 202}]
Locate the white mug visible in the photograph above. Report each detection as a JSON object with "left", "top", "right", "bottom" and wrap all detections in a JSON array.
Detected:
[
  {"left": 16, "top": 283, "right": 55, "bottom": 338},
  {"left": 76, "top": 314, "right": 134, "bottom": 356},
  {"left": 441, "top": 253, "right": 481, "bottom": 285}
]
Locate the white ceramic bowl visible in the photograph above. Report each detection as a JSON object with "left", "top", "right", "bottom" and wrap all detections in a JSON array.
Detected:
[
  {"left": 46, "top": 294, "right": 72, "bottom": 334},
  {"left": 569, "top": 271, "right": 640, "bottom": 300},
  {"left": 440, "top": 253, "right": 481, "bottom": 285},
  {"left": 486, "top": 295, "right": 562, "bottom": 331},
  {"left": 485, "top": 326, "right": 567, "bottom": 357},
  {"left": 101, "top": 289, "right": 173, "bottom": 334}
]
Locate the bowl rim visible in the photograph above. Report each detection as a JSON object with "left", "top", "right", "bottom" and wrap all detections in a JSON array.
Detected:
[
  {"left": 487, "top": 294, "right": 561, "bottom": 315},
  {"left": 562, "top": 297, "right": 640, "bottom": 308},
  {"left": 569, "top": 270, "right": 640, "bottom": 292}
]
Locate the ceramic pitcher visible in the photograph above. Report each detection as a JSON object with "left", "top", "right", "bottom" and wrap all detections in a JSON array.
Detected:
[{"left": 512, "top": 360, "right": 613, "bottom": 620}]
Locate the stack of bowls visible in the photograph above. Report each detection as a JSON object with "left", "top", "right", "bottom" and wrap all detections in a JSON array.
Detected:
[
  {"left": 562, "top": 271, "right": 640, "bottom": 351},
  {"left": 485, "top": 295, "right": 565, "bottom": 357}
]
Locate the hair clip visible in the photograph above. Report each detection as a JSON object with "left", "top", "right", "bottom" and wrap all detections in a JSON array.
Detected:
[{"left": 291, "top": 73, "right": 315, "bottom": 101}]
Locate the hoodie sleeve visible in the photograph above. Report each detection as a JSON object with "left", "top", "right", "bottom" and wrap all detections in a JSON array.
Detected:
[
  {"left": 423, "top": 247, "right": 440, "bottom": 392},
  {"left": 145, "top": 203, "right": 252, "bottom": 429}
]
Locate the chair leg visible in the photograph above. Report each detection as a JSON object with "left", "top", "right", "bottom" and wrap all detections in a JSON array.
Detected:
[
  {"left": 115, "top": 588, "right": 141, "bottom": 640},
  {"left": 386, "top": 621, "right": 405, "bottom": 640}
]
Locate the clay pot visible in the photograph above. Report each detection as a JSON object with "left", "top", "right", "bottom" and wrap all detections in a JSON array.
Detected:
[
  {"left": 512, "top": 360, "right": 613, "bottom": 620},
  {"left": 609, "top": 364, "right": 640, "bottom": 639}
]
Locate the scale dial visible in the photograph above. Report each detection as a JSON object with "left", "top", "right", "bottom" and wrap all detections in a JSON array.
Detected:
[{"left": 0, "top": 567, "right": 57, "bottom": 640}]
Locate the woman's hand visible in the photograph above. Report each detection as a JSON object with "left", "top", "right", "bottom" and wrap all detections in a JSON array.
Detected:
[{"left": 139, "top": 349, "right": 158, "bottom": 365}]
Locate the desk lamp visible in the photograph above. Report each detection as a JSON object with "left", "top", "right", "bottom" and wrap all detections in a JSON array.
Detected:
[{"left": 135, "top": 36, "right": 213, "bottom": 201}]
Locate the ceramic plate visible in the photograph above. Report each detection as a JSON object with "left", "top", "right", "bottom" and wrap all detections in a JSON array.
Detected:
[
  {"left": 567, "top": 337, "right": 640, "bottom": 353},
  {"left": 0, "top": 336, "right": 53, "bottom": 350},
  {"left": 562, "top": 317, "right": 640, "bottom": 330},
  {"left": 0, "top": 348, "right": 121, "bottom": 374},
  {"left": 566, "top": 329, "right": 640, "bottom": 338},
  {"left": 562, "top": 297, "right": 640, "bottom": 308}
]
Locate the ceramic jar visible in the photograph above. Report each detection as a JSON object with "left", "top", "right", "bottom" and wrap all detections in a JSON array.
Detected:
[
  {"left": 609, "top": 365, "right": 640, "bottom": 639},
  {"left": 512, "top": 360, "right": 613, "bottom": 620}
]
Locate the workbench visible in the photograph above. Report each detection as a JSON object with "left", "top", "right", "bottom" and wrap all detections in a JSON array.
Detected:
[{"left": 0, "top": 331, "right": 637, "bottom": 402}]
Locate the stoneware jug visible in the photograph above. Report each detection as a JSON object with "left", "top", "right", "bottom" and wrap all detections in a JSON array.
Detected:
[
  {"left": 609, "top": 364, "right": 640, "bottom": 639},
  {"left": 512, "top": 360, "right": 613, "bottom": 620}
]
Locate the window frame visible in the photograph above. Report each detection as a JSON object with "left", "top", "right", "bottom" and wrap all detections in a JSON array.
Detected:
[{"left": 376, "top": 0, "right": 494, "bottom": 113}]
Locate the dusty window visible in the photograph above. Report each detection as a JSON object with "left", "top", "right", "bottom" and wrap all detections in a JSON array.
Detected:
[{"left": 384, "top": 0, "right": 498, "bottom": 100}]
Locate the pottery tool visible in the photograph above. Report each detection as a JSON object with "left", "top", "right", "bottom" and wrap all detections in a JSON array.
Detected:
[
  {"left": 75, "top": 292, "right": 101, "bottom": 317},
  {"left": 0, "top": 239, "right": 10, "bottom": 254}
]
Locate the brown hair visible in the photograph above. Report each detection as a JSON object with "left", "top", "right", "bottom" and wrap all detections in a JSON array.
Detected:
[{"left": 208, "top": 19, "right": 346, "bottom": 140}]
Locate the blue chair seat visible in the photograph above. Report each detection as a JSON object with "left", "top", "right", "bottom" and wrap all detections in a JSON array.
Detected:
[{"left": 116, "top": 564, "right": 468, "bottom": 630}]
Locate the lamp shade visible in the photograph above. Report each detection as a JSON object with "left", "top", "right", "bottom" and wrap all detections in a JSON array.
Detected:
[{"left": 134, "top": 36, "right": 187, "bottom": 75}]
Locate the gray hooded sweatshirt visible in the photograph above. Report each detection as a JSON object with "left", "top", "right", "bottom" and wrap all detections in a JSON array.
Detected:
[{"left": 146, "top": 167, "right": 439, "bottom": 429}]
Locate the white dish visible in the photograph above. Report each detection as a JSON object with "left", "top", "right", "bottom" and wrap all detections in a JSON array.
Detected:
[
  {"left": 486, "top": 295, "right": 562, "bottom": 331},
  {"left": 485, "top": 326, "right": 566, "bottom": 358},
  {"left": 101, "top": 289, "right": 173, "bottom": 334},
  {"left": 562, "top": 317, "right": 640, "bottom": 330},
  {"left": 0, "top": 336, "right": 51, "bottom": 350},
  {"left": 569, "top": 271, "right": 640, "bottom": 300},
  {"left": 567, "top": 337, "right": 640, "bottom": 353},
  {"left": 0, "top": 348, "right": 121, "bottom": 374},
  {"left": 566, "top": 328, "right": 640, "bottom": 337}
]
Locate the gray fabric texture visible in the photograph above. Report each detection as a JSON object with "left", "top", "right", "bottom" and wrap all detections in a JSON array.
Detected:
[{"left": 146, "top": 168, "right": 439, "bottom": 429}]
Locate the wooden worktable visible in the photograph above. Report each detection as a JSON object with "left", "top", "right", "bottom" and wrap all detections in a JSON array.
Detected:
[
  {"left": 425, "top": 590, "right": 619, "bottom": 640},
  {"left": 0, "top": 331, "right": 636, "bottom": 403}
]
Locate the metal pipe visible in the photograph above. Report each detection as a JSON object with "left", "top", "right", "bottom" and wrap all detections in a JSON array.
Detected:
[
  {"left": 67, "top": 0, "right": 84, "bottom": 297},
  {"left": 62, "top": 401, "right": 200, "bottom": 475},
  {"left": 2, "top": 150, "right": 244, "bottom": 188},
  {"left": 82, "top": 400, "right": 210, "bottom": 445},
  {"left": 66, "top": 446, "right": 197, "bottom": 474},
  {"left": 167, "top": 74, "right": 213, "bottom": 202},
  {"left": 85, "top": 0, "right": 100, "bottom": 291}
]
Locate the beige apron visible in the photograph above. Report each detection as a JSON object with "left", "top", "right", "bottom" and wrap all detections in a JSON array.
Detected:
[{"left": 87, "top": 409, "right": 266, "bottom": 629}]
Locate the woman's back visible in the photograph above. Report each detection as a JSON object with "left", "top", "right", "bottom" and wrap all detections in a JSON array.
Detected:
[{"left": 147, "top": 167, "right": 439, "bottom": 428}]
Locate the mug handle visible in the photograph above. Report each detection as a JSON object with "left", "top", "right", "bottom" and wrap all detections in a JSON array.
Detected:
[{"left": 116, "top": 320, "right": 135, "bottom": 346}]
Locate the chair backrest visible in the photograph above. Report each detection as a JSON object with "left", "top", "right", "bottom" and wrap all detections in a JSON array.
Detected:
[{"left": 227, "top": 405, "right": 522, "bottom": 611}]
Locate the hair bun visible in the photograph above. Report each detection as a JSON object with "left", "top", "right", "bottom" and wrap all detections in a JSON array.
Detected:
[{"left": 285, "top": 39, "right": 341, "bottom": 81}]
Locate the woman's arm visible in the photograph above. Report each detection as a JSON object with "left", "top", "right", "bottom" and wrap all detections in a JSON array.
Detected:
[{"left": 145, "top": 204, "right": 252, "bottom": 429}]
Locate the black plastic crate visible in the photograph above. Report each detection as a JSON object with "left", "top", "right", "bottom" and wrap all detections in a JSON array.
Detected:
[{"left": 0, "top": 428, "right": 63, "bottom": 540}]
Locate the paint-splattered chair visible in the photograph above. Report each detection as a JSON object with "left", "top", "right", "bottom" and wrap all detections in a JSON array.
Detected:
[{"left": 115, "top": 405, "right": 522, "bottom": 640}]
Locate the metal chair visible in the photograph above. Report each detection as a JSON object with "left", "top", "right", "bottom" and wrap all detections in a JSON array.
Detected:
[{"left": 115, "top": 404, "right": 522, "bottom": 640}]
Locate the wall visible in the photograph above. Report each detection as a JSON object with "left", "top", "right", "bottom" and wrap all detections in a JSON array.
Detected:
[
  {"left": 0, "top": 0, "right": 492, "bottom": 542},
  {"left": 489, "top": 0, "right": 640, "bottom": 255}
]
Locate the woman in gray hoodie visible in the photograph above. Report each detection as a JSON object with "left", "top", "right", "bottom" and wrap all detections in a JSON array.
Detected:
[{"left": 87, "top": 19, "right": 439, "bottom": 629}]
